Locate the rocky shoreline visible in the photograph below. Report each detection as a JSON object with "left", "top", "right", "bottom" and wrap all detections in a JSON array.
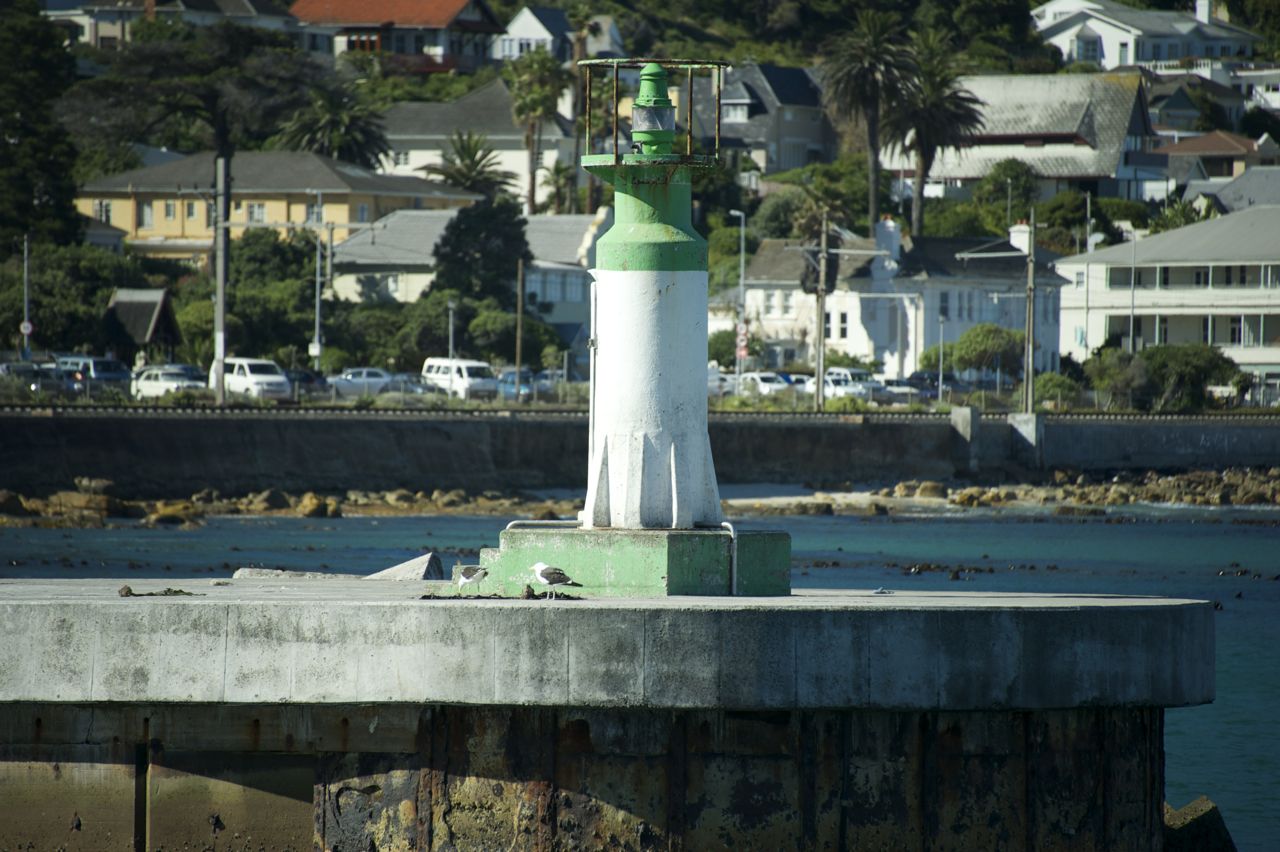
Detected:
[{"left": 3, "top": 467, "right": 1280, "bottom": 529}]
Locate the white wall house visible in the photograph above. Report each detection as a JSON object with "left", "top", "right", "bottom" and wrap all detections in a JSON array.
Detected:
[
  {"left": 1055, "top": 205, "right": 1280, "bottom": 387},
  {"left": 42, "top": 0, "right": 300, "bottom": 49},
  {"left": 879, "top": 73, "right": 1169, "bottom": 204},
  {"left": 380, "top": 80, "right": 573, "bottom": 213},
  {"left": 727, "top": 220, "right": 1062, "bottom": 380},
  {"left": 492, "top": 6, "right": 572, "bottom": 62},
  {"left": 1033, "top": 0, "right": 1260, "bottom": 68}
]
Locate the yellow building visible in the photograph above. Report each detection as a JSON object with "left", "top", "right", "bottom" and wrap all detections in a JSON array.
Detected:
[{"left": 76, "top": 151, "right": 480, "bottom": 267}]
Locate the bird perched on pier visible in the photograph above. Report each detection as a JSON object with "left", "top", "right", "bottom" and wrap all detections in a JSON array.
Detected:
[
  {"left": 456, "top": 565, "right": 488, "bottom": 596},
  {"left": 530, "top": 562, "right": 580, "bottom": 599}
]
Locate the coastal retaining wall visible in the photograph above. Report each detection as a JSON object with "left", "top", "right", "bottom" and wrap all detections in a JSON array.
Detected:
[{"left": 1, "top": 410, "right": 1277, "bottom": 498}]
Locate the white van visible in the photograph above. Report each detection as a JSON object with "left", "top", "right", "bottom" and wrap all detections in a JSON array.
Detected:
[
  {"left": 214, "top": 357, "right": 292, "bottom": 400},
  {"left": 421, "top": 357, "right": 498, "bottom": 400}
]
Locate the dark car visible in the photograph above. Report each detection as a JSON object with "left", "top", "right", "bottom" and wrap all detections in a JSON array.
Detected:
[
  {"left": 56, "top": 356, "right": 132, "bottom": 396},
  {"left": 285, "top": 368, "right": 328, "bottom": 399}
]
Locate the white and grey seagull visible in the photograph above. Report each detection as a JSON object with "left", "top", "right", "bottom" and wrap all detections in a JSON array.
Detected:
[
  {"left": 456, "top": 565, "right": 488, "bottom": 596},
  {"left": 529, "top": 562, "right": 581, "bottom": 599}
]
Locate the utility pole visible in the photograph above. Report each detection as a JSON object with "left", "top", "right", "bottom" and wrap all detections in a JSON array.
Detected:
[
  {"left": 213, "top": 154, "right": 230, "bottom": 405},
  {"left": 814, "top": 207, "right": 829, "bottom": 412},
  {"left": 21, "top": 234, "right": 31, "bottom": 360},
  {"left": 311, "top": 191, "right": 323, "bottom": 372},
  {"left": 1023, "top": 207, "right": 1037, "bottom": 415},
  {"left": 728, "top": 208, "right": 746, "bottom": 388},
  {"left": 515, "top": 257, "right": 525, "bottom": 403}
]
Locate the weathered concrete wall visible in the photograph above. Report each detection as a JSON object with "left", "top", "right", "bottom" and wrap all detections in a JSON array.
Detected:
[
  {"left": 0, "top": 702, "right": 1166, "bottom": 851},
  {"left": 1037, "top": 415, "right": 1280, "bottom": 471}
]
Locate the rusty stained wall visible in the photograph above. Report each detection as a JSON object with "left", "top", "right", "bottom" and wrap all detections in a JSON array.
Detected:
[{"left": 0, "top": 703, "right": 1164, "bottom": 851}]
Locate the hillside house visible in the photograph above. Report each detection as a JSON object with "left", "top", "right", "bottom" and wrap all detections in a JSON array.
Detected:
[{"left": 43, "top": 0, "right": 299, "bottom": 48}]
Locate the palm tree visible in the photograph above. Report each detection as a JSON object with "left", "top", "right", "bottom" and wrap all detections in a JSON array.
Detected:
[
  {"left": 541, "top": 162, "right": 575, "bottom": 214},
  {"left": 272, "top": 83, "right": 390, "bottom": 170},
  {"left": 822, "top": 11, "right": 915, "bottom": 233},
  {"left": 423, "top": 131, "right": 515, "bottom": 200},
  {"left": 884, "top": 29, "right": 985, "bottom": 236},
  {"left": 502, "top": 47, "right": 571, "bottom": 215}
]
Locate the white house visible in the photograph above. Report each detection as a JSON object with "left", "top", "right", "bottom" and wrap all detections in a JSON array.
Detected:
[
  {"left": 331, "top": 207, "right": 610, "bottom": 349},
  {"left": 1054, "top": 205, "right": 1280, "bottom": 387},
  {"left": 492, "top": 6, "right": 572, "bottom": 62},
  {"left": 728, "top": 219, "right": 1062, "bottom": 380},
  {"left": 879, "top": 73, "right": 1169, "bottom": 203},
  {"left": 43, "top": 0, "right": 299, "bottom": 49},
  {"left": 1032, "top": 0, "right": 1260, "bottom": 68},
  {"left": 380, "top": 79, "right": 573, "bottom": 212}
]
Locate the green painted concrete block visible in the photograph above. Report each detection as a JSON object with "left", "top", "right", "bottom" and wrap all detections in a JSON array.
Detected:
[{"left": 474, "top": 528, "right": 790, "bottom": 598}]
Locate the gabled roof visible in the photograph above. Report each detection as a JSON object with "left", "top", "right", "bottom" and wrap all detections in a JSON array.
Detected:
[
  {"left": 106, "top": 288, "right": 181, "bottom": 347},
  {"left": 1041, "top": 6, "right": 1261, "bottom": 42},
  {"left": 1196, "top": 166, "right": 1280, "bottom": 213},
  {"left": 289, "top": 0, "right": 501, "bottom": 30},
  {"left": 1155, "top": 130, "right": 1261, "bottom": 156},
  {"left": 526, "top": 6, "right": 571, "bottom": 40},
  {"left": 899, "top": 237, "right": 1061, "bottom": 281},
  {"left": 82, "top": 151, "right": 480, "bottom": 201},
  {"left": 334, "top": 208, "right": 604, "bottom": 269},
  {"left": 902, "top": 73, "right": 1149, "bottom": 181},
  {"left": 689, "top": 62, "right": 828, "bottom": 157},
  {"left": 1056, "top": 205, "right": 1280, "bottom": 265},
  {"left": 81, "top": 0, "right": 293, "bottom": 16},
  {"left": 384, "top": 79, "right": 571, "bottom": 142},
  {"left": 745, "top": 237, "right": 877, "bottom": 285}
]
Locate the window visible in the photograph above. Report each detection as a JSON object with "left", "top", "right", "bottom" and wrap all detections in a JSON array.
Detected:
[
  {"left": 782, "top": 290, "right": 793, "bottom": 315},
  {"left": 1158, "top": 317, "right": 1168, "bottom": 344},
  {"left": 1160, "top": 266, "right": 1169, "bottom": 287},
  {"left": 1151, "top": 43, "right": 1162, "bottom": 61},
  {"left": 137, "top": 201, "right": 154, "bottom": 228},
  {"left": 185, "top": 201, "right": 196, "bottom": 220},
  {"left": 357, "top": 203, "right": 370, "bottom": 223},
  {"left": 93, "top": 200, "right": 112, "bottom": 224},
  {"left": 838, "top": 312, "right": 848, "bottom": 339},
  {"left": 1194, "top": 268, "right": 1207, "bottom": 286},
  {"left": 1239, "top": 265, "right": 1248, "bottom": 285},
  {"left": 824, "top": 311, "right": 832, "bottom": 338},
  {"left": 1225, "top": 265, "right": 1234, "bottom": 285},
  {"left": 306, "top": 202, "right": 322, "bottom": 225},
  {"left": 394, "top": 34, "right": 407, "bottom": 54},
  {"left": 247, "top": 202, "right": 266, "bottom": 224},
  {"left": 1075, "top": 271, "right": 1085, "bottom": 288},
  {"left": 1078, "top": 38, "right": 1099, "bottom": 62},
  {"left": 565, "top": 276, "right": 584, "bottom": 302},
  {"left": 939, "top": 291, "right": 950, "bottom": 320},
  {"left": 164, "top": 200, "right": 175, "bottom": 220},
  {"left": 206, "top": 202, "right": 215, "bottom": 226},
  {"left": 393, "top": 151, "right": 409, "bottom": 167},
  {"left": 764, "top": 291, "right": 776, "bottom": 315},
  {"left": 518, "top": 38, "right": 533, "bottom": 55},
  {"left": 1230, "top": 317, "right": 1243, "bottom": 345},
  {"left": 723, "top": 104, "right": 749, "bottom": 123},
  {"left": 1119, "top": 42, "right": 1129, "bottom": 65}
]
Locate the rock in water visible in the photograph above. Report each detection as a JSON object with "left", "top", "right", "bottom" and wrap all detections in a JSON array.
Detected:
[{"left": 1164, "top": 796, "right": 1236, "bottom": 852}]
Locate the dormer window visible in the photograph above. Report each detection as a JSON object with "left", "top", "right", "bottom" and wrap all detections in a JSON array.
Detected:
[{"left": 723, "top": 103, "right": 748, "bottom": 124}]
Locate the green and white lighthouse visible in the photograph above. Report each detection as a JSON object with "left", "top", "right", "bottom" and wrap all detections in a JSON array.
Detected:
[{"left": 476, "top": 59, "right": 790, "bottom": 597}]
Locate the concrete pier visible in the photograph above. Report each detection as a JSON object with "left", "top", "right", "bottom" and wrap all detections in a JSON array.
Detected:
[{"left": 0, "top": 579, "right": 1214, "bottom": 849}]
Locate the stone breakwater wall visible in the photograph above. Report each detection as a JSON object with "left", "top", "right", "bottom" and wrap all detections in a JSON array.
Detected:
[{"left": 1, "top": 410, "right": 1278, "bottom": 498}]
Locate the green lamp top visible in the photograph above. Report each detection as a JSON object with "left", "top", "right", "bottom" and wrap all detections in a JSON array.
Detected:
[{"left": 635, "top": 63, "right": 673, "bottom": 109}]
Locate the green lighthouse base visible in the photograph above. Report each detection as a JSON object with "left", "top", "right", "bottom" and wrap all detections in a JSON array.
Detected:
[{"left": 472, "top": 526, "right": 791, "bottom": 598}]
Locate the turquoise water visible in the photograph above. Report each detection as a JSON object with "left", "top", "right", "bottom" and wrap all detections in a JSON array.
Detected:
[{"left": 1, "top": 510, "right": 1276, "bottom": 850}]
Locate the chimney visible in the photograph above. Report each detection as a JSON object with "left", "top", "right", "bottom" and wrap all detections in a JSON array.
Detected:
[
  {"left": 1008, "top": 221, "right": 1031, "bottom": 254},
  {"left": 1195, "top": 0, "right": 1211, "bottom": 24},
  {"left": 875, "top": 215, "right": 900, "bottom": 261}
]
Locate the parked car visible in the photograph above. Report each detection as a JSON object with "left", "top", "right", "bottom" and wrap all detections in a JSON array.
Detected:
[
  {"left": 381, "top": 373, "right": 437, "bottom": 396},
  {"left": 1, "top": 362, "right": 76, "bottom": 397},
  {"left": 56, "top": 356, "right": 132, "bottom": 394},
  {"left": 496, "top": 368, "right": 553, "bottom": 402},
  {"left": 215, "top": 357, "right": 291, "bottom": 400},
  {"left": 284, "top": 368, "right": 328, "bottom": 398},
  {"left": 739, "top": 371, "right": 788, "bottom": 396},
  {"left": 421, "top": 357, "right": 498, "bottom": 400},
  {"left": 799, "top": 375, "right": 858, "bottom": 399},
  {"left": 880, "top": 378, "right": 923, "bottom": 402},
  {"left": 708, "top": 363, "right": 737, "bottom": 397},
  {"left": 329, "top": 367, "right": 394, "bottom": 398},
  {"left": 131, "top": 366, "right": 205, "bottom": 399}
]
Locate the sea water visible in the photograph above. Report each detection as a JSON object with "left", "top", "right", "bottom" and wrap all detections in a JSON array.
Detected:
[{"left": 1, "top": 509, "right": 1276, "bottom": 850}]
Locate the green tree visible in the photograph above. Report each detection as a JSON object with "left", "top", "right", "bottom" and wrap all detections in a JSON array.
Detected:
[
  {"left": 1150, "top": 199, "right": 1211, "bottom": 234},
  {"left": 1035, "top": 191, "right": 1122, "bottom": 255},
  {"left": 1241, "top": 106, "right": 1280, "bottom": 139},
  {"left": 467, "top": 303, "right": 562, "bottom": 365},
  {"left": 972, "top": 159, "right": 1038, "bottom": 226},
  {"left": 432, "top": 198, "right": 531, "bottom": 306},
  {"left": 540, "top": 162, "right": 576, "bottom": 214},
  {"left": 1083, "top": 347, "right": 1150, "bottom": 410},
  {"left": 1137, "top": 343, "right": 1242, "bottom": 413},
  {"left": 883, "top": 28, "right": 985, "bottom": 236},
  {"left": 424, "top": 131, "right": 516, "bottom": 200},
  {"left": 753, "top": 188, "right": 808, "bottom": 237},
  {"left": 0, "top": 0, "right": 81, "bottom": 256},
  {"left": 1034, "top": 372, "right": 1081, "bottom": 408},
  {"left": 708, "top": 328, "right": 763, "bottom": 365},
  {"left": 502, "top": 48, "right": 571, "bottom": 214},
  {"left": 227, "top": 230, "right": 316, "bottom": 355},
  {"left": 918, "top": 340, "right": 957, "bottom": 373},
  {"left": 951, "top": 323, "right": 1024, "bottom": 375},
  {"left": 270, "top": 83, "right": 390, "bottom": 169},
  {"left": 822, "top": 10, "right": 915, "bottom": 233}
]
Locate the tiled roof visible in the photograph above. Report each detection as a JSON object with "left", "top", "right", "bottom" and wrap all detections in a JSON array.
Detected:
[
  {"left": 82, "top": 151, "right": 480, "bottom": 200},
  {"left": 289, "top": 0, "right": 495, "bottom": 29},
  {"left": 384, "top": 79, "right": 571, "bottom": 142},
  {"left": 900, "top": 73, "right": 1148, "bottom": 181},
  {"left": 1155, "top": 129, "right": 1257, "bottom": 156},
  {"left": 1057, "top": 205, "right": 1280, "bottom": 265}
]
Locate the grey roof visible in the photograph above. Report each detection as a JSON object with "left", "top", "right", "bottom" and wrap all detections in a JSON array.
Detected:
[
  {"left": 384, "top": 79, "right": 571, "bottom": 143},
  {"left": 79, "top": 0, "right": 294, "bottom": 17},
  {"left": 82, "top": 151, "right": 478, "bottom": 200},
  {"left": 1057, "top": 205, "right": 1280, "bottom": 265},
  {"left": 1194, "top": 167, "right": 1280, "bottom": 213},
  {"left": 921, "top": 73, "right": 1149, "bottom": 180},
  {"left": 901, "top": 237, "right": 1061, "bottom": 280},
  {"left": 1042, "top": 6, "right": 1260, "bottom": 42},
  {"left": 527, "top": 5, "right": 571, "bottom": 39},
  {"left": 334, "top": 209, "right": 601, "bottom": 270},
  {"left": 746, "top": 237, "right": 877, "bottom": 284},
  {"left": 106, "top": 288, "right": 180, "bottom": 347},
  {"left": 689, "top": 62, "right": 827, "bottom": 156}
]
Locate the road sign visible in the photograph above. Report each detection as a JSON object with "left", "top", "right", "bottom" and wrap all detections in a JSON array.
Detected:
[
  {"left": 736, "top": 346, "right": 748, "bottom": 359},
  {"left": 307, "top": 341, "right": 322, "bottom": 358},
  {"left": 736, "top": 322, "right": 747, "bottom": 336},
  {"left": 18, "top": 321, "right": 33, "bottom": 336},
  {"left": 735, "top": 332, "right": 748, "bottom": 347}
]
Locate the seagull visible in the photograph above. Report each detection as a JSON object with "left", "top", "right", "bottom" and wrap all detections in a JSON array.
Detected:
[
  {"left": 530, "top": 562, "right": 581, "bottom": 599},
  {"left": 456, "top": 565, "right": 488, "bottom": 596}
]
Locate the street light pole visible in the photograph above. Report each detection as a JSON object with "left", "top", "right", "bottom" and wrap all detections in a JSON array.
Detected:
[
  {"left": 728, "top": 208, "right": 746, "bottom": 387},
  {"left": 310, "top": 190, "right": 324, "bottom": 372},
  {"left": 938, "top": 313, "right": 944, "bottom": 399},
  {"left": 814, "top": 207, "right": 828, "bottom": 412},
  {"left": 21, "top": 233, "right": 31, "bottom": 360},
  {"left": 213, "top": 154, "right": 230, "bottom": 406},
  {"left": 1024, "top": 207, "right": 1037, "bottom": 415},
  {"left": 447, "top": 297, "right": 457, "bottom": 396}
]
